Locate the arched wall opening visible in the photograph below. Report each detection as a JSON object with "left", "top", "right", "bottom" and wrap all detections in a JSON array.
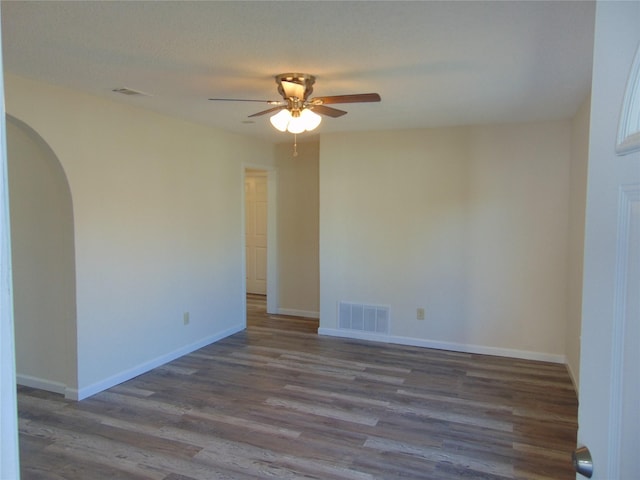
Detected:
[{"left": 6, "top": 114, "right": 78, "bottom": 395}]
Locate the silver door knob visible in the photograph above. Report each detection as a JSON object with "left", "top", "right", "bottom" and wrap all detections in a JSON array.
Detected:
[{"left": 573, "top": 446, "right": 593, "bottom": 478}]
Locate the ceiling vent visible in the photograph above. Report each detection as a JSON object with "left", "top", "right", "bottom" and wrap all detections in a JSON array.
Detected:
[{"left": 112, "top": 87, "right": 149, "bottom": 97}]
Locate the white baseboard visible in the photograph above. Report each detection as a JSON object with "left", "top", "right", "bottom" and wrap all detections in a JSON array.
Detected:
[
  {"left": 71, "top": 324, "right": 245, "bottom": 401},
  {"left": 277, "top": 308, "right": 320, "bottom": 319},
  {"left": 24, "top": 324, "right": 567, "bottom": 401},
  {"left": 318, "top": 328, "right": 566, "bottom": 364},
  {"left": 565, "top": 361, "right": 579, "bottom": 397},
  {"left": 16, "top": 374, "right": 67, "bottom": 396}
]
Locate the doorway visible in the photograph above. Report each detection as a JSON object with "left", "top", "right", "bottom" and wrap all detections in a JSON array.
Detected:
[
  {"left": 243, "top": 166, "right": 278, "bottom": 316},
  {"left": 245, "top": 169, "right": 268, "bottom": 295}
]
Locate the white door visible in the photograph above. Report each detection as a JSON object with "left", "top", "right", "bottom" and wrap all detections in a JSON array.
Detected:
[
  {"left": 577, "top": 3, "right": 640, "bottom": 479},
  {"left": 245, "top": 171, "right": 268, "bottom": 295}
]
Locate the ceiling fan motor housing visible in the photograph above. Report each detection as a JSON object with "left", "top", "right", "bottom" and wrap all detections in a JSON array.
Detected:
[{"left": 276, "top": 73, "right": 316, "bottom": 101}]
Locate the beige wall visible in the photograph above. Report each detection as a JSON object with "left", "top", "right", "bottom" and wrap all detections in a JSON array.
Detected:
[
  {"left": 566, "top": 95, "right": 590, "bottom": 389},
  {"left": 275, "top": 141, "right": 319, "bottom": 316},
  {"left": 320, "top": 122, "right": 572, "bottom": 361},
  {"left": 6, "top": 73, "right": 275, "bottom": 398},
  {"left": 7, "top": 115, "right": 77, "bottom": 393}
]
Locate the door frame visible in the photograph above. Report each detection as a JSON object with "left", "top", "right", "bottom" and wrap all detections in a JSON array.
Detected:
[
  {"left": 0, "top": 20, "right": 21, "bottom": 474},
  {"left": 242, "top": 163, "right": 278, "bottom": 317}
]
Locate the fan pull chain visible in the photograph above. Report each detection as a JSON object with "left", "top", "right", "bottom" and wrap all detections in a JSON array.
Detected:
[{"left": 293, "top": 134, "right": 298, "bottom": 157}]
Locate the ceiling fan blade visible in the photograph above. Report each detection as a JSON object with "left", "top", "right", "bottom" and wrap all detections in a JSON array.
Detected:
[
  {"left": 248, "top": 106, "right": 285, "bottom": 118},
  {"left": 310, "top": 93, "right": 381, "bottom": 105},
  {"left": 310, "top": 105, "right": 348, "bottom": 118},
  {"left": 209, "top": 98, "right": 282, "bottom": 104}
]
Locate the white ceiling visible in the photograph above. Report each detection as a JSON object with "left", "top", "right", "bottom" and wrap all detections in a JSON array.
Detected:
[{"left": 1, "top": 1, "right": 595, "bottom": 143}]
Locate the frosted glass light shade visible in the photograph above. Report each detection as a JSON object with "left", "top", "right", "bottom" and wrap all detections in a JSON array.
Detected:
[
  {"left": 300, "top": 109, "right": 322, "bottom": 130},
  {"left": 287, "top": 115, "right": 306, "bottom": 134},
  {"left": 269, "top": 109, "right": 291, "bottom": 132},
  {"left": 269, "top": 108, "right": 322, "bottom": 133}
]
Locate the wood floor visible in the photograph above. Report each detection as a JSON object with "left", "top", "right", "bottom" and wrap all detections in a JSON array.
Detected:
[{"left": 18, "top": 294, "right": 578, "bottom": 479}]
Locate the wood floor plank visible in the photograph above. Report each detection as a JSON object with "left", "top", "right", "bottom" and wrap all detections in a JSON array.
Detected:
[
  {"left": 363, "top": 436, "right": 514, "bottom": 478},
  {"left": 18, "top": 293, "right": 578, "bottom": 479}
]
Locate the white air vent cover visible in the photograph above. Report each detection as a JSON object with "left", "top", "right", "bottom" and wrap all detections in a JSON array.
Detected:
[{"left": 338, "top": 302, "right": 389, "bottom": 334}]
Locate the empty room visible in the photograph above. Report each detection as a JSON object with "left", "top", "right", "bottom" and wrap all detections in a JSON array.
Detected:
[{"left": 1, "top": 1, "right": 639, "bottom": 479}]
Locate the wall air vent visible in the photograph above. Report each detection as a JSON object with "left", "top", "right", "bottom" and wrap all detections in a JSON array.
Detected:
[
  {"left": 112, "top": 87, "right": 150, "bottom": 96},
  {"left": 338, "top": 301, "right": 389, "bottom": 335}
]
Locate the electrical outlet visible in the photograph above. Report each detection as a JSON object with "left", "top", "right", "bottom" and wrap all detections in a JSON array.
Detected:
[
  {"left": 183, "top": 312, "right": 190, "bottom": 325},
  {"left": 417, "top": 308, "right": 425, "bottom": 320}
]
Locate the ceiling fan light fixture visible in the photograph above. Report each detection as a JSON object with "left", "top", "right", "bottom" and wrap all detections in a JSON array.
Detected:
[
  {"left": 300, "top": 108, "right": 322, "bottom": 131},
  {"left": 269, "top": 109, "right": 291, "bottom": 132},
  {"left": 269, "top": 108, "right": 321, "bottom": 133},
  {"left": 210, "top": 73, "right": 380, "bottom": 136},
  {"left": 287, "top": 115, "right": 306, "bottom": 134}
]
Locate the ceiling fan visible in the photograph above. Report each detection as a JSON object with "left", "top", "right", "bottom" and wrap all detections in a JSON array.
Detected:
[{"left": 209, "top": 73, "right": 381, "bottom": 134}]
